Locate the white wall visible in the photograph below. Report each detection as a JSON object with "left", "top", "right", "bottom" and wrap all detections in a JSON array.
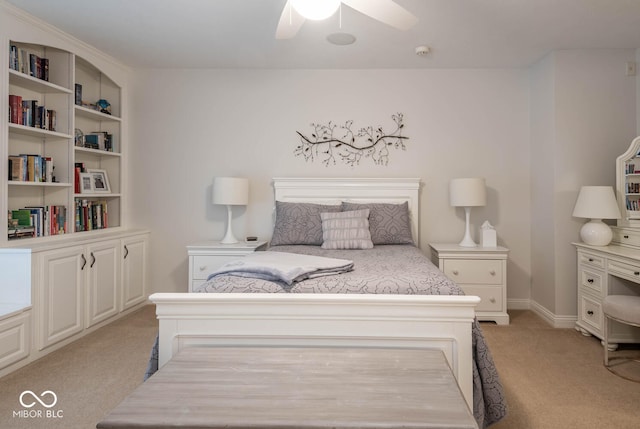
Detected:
[
  {"left": 129, "top": 69, "right": 532, "bottom": 294},
  {"left": 530, "top": 49, "right": 637, "bottom": 324}
]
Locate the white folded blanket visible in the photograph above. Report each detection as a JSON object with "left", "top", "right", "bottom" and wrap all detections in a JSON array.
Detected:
[{"left": 206, "top": 252, "right": 354, "bottom": 286}]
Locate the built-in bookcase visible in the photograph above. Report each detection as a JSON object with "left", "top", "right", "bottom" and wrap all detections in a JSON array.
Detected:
[
  {"left": 4, "top": 41, "right": 123, "bottom": 242},
  {"left": 616, "top": 136, "right": 640, "bottom": 227}
]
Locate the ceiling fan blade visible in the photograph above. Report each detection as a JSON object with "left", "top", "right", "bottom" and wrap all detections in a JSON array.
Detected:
[
  {"left": 342, "top": 0, "right": 418, "bottom": 30},
  {"left": 275, "top": 0, "right": 306, "bottom": 39}
]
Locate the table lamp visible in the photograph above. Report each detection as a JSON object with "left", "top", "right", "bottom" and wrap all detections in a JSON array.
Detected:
[
  {"left": 212, "top": 177, "right": 249, "bottom": 244},
  {"left": 450, "top": 178, "right": 487, "bottom": 247},
  {"left": 572, "top": 186, "right": 621, "bottom": 246}
]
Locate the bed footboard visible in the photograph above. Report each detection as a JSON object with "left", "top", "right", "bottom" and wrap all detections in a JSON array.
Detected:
[{"left": 149, "top": 292, "right": 480, "bottom": 408}]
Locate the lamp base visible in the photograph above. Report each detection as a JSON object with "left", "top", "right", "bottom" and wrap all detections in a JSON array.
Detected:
[
  {"left": 458, "top": 206, "right": 478, "bottom": 248},
  {"left": 580, "top": 219, "right": 612, "bottom": 246},
  {"left": 220, "top": 205, "right": 239, "bottom": 244}
]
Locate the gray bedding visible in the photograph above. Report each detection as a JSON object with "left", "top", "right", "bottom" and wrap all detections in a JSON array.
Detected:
[{"left": 193, "top": 244, "right": 507, "bottom": 428}]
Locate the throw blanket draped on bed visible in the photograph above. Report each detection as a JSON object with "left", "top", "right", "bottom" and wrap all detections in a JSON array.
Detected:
[{"left": 206, "top": 252, "right": 354, "bottom": 286}]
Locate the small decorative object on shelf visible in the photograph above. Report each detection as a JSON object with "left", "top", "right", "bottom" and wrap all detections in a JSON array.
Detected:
[
  {"left": 97, "top": 99, "right": 111, "bottom": 115},
  {"left": 88, "top": 169, "right": 110, "bottom": 193},
  {"left": 74, "top": 83, "right": 82, "bottom": 105},
  {"left": 75, "top": 128, "right": 84, "bottom": 147}
]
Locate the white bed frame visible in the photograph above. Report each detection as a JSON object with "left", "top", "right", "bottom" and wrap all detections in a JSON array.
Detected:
[{"left": 150, "top": 178, "right": 480, "bottom": 408}]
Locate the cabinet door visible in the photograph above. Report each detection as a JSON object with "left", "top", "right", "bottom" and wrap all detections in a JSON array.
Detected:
[
  {"left": 38, "top": 246, "right": 85, "bottom": 350},
  {"left": 121, "top": 234, "right": 148, "bottom": 310},
  {"left": 85, "top": 239, "right": 120, "bottom": 327}
]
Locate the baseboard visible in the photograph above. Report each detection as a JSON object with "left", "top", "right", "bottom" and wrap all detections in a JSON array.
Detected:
[
  {"left": 507, "top": 298, "right": 530, "bottom": 310},
  {"left": 530, "top": 300, "right": 577, "bottom": 328}
]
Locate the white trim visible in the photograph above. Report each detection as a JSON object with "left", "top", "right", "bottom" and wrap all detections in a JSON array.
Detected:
[
  {"left": 507, "top": 298, "right": 531, "bottom": 310},
  {"left": 530, "top": 300, "right": 578, "bottom": 328}
]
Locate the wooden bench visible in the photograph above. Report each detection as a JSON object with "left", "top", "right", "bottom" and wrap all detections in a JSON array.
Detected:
[{"left": 98, "top": 347, "right": 478, "bottom": 429}]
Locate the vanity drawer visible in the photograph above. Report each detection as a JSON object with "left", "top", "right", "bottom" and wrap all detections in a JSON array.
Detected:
[
  {"left": 458, "top": 285, "right": 503, "bottom": 312},
  {"left": 607, "top": 259, "right": 640, "bottom": 284},
  {"left": 577, "top": 252, "right": 605, "bottom": 269},
  {"left": 579, "top": 268, "right": 604, "bottom": 295},
  {"left": 443, "top": 259, "right": 503, "bottom": 285},
  {"left": 578, "top": 293, "right": 602, "bottom": 334},
  {"left": 612, "top": 228, "right": 640, "bottom": 248}
]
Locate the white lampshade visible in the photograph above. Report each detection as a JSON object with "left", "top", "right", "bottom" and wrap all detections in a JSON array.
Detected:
[
  {"left": 291, "top": 0, "right": 341, "bottom": 20},
  {"left": 449, "top": 178, "right": 487, "bottom": 247},
  {"left": 573, "top": 186, "right": 621, "bottom": 246},
  {"left": 212, "top": 177, "right": 249, "bottom": 206},
  {"left": 450, "top": 178, "right": 487, "bottom": 207},
  {"left": 212, "top": 177, "right": 249, "bottom": 244}
]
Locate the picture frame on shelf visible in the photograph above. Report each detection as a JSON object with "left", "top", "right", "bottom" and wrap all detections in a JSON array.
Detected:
[
  {"left": 88, "top": 169, "right": 110, "bottom": 193},
  {"left": 79, "top": 172, "right": 94, "bottom": 193}
]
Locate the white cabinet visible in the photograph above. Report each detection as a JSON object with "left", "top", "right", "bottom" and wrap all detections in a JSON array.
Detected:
[
  {"left": 429, "top": 243, "right": 509, "bottom": 325},
  {"left": 0, "top": 310, "right": 31, "bottom": 372},
  {"left": 35, "top": 231, "right": 149, "bottom": 352},
  {"left": 38, "top": 245, "right": 85, "bottom": 350},
  {"left": 187, "top": 241, "right": 267, "bottom": 292},
  {"left": 85, "top": 239, "right": 120, "bottom": 327},
  {"left": 121, "top": 234, "right": 148, "bottom": 310}
]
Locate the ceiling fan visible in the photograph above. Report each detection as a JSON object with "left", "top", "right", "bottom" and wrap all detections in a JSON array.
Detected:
[{"left": 275, "top": 0, "right": 418, "bottom": 39}]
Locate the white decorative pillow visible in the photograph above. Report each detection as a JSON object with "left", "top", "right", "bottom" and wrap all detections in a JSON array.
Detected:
[{"left": 320, "top": 209, "right": 374, "bottom": 250}]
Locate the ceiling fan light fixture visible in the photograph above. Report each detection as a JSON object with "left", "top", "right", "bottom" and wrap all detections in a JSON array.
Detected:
[{"left": 291, "top": 0, "right": 341, "bottom": 21}]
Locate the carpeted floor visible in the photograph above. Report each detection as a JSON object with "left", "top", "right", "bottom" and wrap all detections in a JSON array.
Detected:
[{"left": 0, "top": 306, "right": 638, "bottom": 429}]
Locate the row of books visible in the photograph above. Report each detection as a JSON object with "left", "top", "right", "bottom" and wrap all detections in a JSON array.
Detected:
[
  {"left": 9, "top": 45, "right": 49, "bottom": 81},
  {"left": 8, "top": 95, "right": 58, "bottom": 131},
  {"left": 8, "top": 205, "right": 67, "bottom": 239},
  {"left": 626, "top": 163, "right": 637, "bottom": 174},
  {"left": 8, "top": 154, "right": 54, "bottom": 182},
  {"left": 75, "top": 200, "right": 108, "bottom": 232},
  {"left": 626, "top": 198, "right": 640, "bottom": 211},
  {"left": 627, "top": 182, "right": 640, "bottom": 194}
]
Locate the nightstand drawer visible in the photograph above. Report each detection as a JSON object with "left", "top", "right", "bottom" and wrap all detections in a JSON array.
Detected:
[
  {"left": 579, "top": 268, "right": 604, "bottom": 294},
  {"left": 191, "top": 255, "right": 238, "bottom": 280},
  {"left": 459, "top": 285, "right": 503, "bottom": 312},
  {"left": 443, "top": 259, "right": 503, "bottom": 285}
]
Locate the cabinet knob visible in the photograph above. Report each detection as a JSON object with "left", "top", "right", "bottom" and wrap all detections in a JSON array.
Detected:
[
  {"left": 587, "top": 310, "right": 594, "bottom": 316},
  {"left": 624, "top": 235, "right": 630, "bottom": 239},
  {"left": 635, "top": 272, "right": 640, "bottom": 276},
  {"left": 588, "top": 258, "right": 594, "bottom": 262},
  {"left": 489, "top": 270, "right": 496, "bottom": 276},
  {"left": 199, "top": 266, "right": 207, "bottom": 271},
  {"left": 587, "top": 278, "right": 594, "bottom": 283},
  {"left": 452, "top": 270, "right": 459, "bottom": 275},
  {"left": 489, "top": 297, "right": 496, "bottom": 303}
]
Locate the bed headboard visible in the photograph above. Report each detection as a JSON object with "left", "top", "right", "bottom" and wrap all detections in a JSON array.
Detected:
[{"left": 272, "top": 177, "right": 421, "bottom": 246}]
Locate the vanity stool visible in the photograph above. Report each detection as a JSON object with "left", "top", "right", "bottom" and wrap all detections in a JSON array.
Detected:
[{"left": 603, "top": 295, "right": 640, "bottom": 382}]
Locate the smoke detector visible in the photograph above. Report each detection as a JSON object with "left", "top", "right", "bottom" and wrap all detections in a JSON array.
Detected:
[{"left": 415, "top": 45, "right": 430, "bottom": 56}]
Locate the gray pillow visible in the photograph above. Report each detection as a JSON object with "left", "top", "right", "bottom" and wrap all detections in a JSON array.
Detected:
[
  {"left": 341, "top": 201, "right": 413, "bottom": 245},
  {"left": 270, "top": 201, "right": 341, "bottom": 246},
  {"left": 320, "top": 209, "right": 374, "bottom": 250}
]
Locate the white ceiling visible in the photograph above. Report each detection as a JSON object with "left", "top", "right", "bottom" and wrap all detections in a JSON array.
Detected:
[{"left": 6, "top": 0, "right": 640, "bottom": 69}]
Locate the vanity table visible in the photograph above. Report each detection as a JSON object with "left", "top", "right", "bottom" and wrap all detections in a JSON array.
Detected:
[{"left": 574, "top": 136, "right": 640, "bottom": 348}]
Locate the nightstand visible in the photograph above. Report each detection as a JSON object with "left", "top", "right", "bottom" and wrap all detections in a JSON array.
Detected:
[
  {"left": 187, "top": 240, "right": 267, "bottom": 292},
  {"left": 429, "top": 243, "right": 509, "bottom": 325}
]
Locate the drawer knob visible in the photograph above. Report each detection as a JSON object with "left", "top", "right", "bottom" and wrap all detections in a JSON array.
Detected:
[
  {"left": 588, "top": 258, "right": 594, "bottom": 262},
  {"left": 489, "top": 297, "right": 496, "bottom": 303},
  {"left": 587, "top": 310, "right": 594, "bottom": 316},
  {"left": 489, "top": 270, "right": 496, "bottom": 276},
  {"left": 635, "top": 272, "right": 640, "bottom": 276},
  {"left": 624, "top": 235, "right": 630, "bottom": 239},
  {"left": 587, "top": 278, "right": 594, "bottom": 283},
  {"left": 452, "top": 270, "right": 459, "bottom": 275},
  {"left": 199, "top": 266, "right": 207, "bottom": 271}
]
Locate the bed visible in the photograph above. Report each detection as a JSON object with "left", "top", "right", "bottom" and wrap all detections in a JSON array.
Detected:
[{"left": 149, "top": 177, "right": 506, "bottom": 428}]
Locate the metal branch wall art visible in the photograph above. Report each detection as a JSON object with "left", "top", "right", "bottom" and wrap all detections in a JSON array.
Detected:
[{"left": 294, "top": 113, "right": 408, "bottom": 166}]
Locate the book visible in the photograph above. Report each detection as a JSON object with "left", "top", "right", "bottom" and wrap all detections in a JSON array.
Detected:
[
  {"left": 11, "top": 209, "right": 32, "bottom": 226},
  {"left": 8, "top": 155, "right": 26, "bottom": 181},
  {"left": 9, "top": 94, "right": 23, "bottom": 124},
  {"left": 74, "top": 83, "right": 82, "bottom": 105}
]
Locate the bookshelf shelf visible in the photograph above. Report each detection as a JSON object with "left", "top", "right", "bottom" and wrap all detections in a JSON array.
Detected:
[
  {"left": 4, "top": 40, "right": 123, "bottom": 241},
  {"left": 9, "top": 69, "right": 72, "bottom": 94},
  {"left": 75, "top": 105, "right": 121, "bottom": 122}
]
